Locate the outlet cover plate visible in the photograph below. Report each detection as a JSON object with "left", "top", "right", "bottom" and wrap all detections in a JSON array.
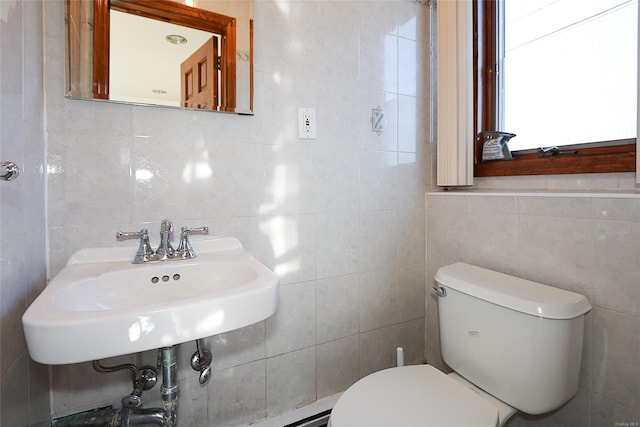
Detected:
[{"left": 298, "top": 107, "right": 317, "bottom": 139}]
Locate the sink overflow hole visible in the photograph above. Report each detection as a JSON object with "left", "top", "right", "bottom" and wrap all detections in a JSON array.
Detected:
[{"left": 150, "top": 274, "right": 181, "bottom": 284}]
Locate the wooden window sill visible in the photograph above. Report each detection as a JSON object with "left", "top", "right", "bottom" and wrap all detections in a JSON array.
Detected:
[{"left": 474, "top": 143, "right": 636, "bottom": 177}]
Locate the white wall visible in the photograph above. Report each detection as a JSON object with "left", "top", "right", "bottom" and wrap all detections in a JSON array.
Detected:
[
  {"left": 43, "top": 0, "right": 431, "bottom": 424},
  {"left": 0, "top": 1, "right": 49, "bottom": 425}
]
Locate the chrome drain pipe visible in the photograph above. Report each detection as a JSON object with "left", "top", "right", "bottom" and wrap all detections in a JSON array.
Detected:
[
  {"left": 122, "top": 408, "right": 164, "bottom": 427},
  {"left": 160, "top": 346, "right": 179, "bottom": 427}
]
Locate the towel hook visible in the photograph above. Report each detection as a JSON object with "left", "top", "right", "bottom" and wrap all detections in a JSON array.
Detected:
[{"left": 1, "top": 161, "right": 19, "bottom": 181}]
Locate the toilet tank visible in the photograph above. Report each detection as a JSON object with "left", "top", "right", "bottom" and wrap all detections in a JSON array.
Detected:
[{"left": 434, "top": 263, "right": 591, "bottom": 415}]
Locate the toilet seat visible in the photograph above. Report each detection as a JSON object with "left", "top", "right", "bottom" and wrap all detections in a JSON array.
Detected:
[{"left": 329, "top": 365, "right": 499, "bottom": 427}]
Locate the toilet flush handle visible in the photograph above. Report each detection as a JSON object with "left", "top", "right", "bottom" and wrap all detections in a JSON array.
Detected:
[{"left": 431, "top": 286, "right": 447, "bottom": 297}]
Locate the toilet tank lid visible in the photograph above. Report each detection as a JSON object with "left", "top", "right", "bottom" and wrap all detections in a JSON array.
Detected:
[{"left": 435, "top": 263, "right": 592, "bottom": 319}]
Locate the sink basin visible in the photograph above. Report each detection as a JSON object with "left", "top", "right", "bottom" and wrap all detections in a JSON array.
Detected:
[{"left": 22, "top": 237, "right": 279, "bottom": 365}]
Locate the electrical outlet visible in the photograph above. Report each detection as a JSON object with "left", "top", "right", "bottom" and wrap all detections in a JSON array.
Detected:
[{"left": 298, "top": 108, "right": 317, "bottom": 139}]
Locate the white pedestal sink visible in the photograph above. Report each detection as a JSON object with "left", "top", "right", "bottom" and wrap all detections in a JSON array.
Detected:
[{"left": 22, "top": 237, "right": 279, "bottom": 365}]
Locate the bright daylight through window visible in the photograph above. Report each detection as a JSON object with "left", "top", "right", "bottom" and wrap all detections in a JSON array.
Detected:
[{"left": 499, "top": 0, "right": 638, "bottom": 152}]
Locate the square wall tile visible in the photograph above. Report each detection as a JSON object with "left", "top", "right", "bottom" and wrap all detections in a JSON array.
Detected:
[
  {"left": 317, "top": 335, "right": 359, "bottom": 399},
  {"left": 517, "top": 215, "right": 593, "bottom": 295},
  {"left": 398, "top": 264, "right": 426, "bottom": 322},
  {"left": 208, "top": 322, "right": 266, "bottom": 371},
  {"left": 315, "top": 212, "right": 360, "bottom": 279},
  {"left": 208, "top": 360, "right": 267, "bottom": 427},
  {"left": 0, "top": 237, "right": 27, "bottom": 378},
  {"left": 266, "top": 347, "right": 316, "bottom": 417},
  {"left": 47, "top": 133, "right": 132, "bottom": 227},
  {"left": 397, "top": 208, "right": 426, "bottom": 266},
  {"left": 591, "top": 392, "right": 640, "bottom": 427},
  {"left": 592, "top": 308, "right": 640, "bottom": 412},
  {"left": 359, "top": 268, "right": 398, "bottom": 332},
  {"left": 1, "top": 355, "right": 29, "bottom": 427},
  {"left": 266, "top": 282, "right": 316, "bottom": 357},
  {"left": 314, "top": 148, "right": 359, "bottom": 213},
  {"left": 358, "top": 210, "right": 398, "bottom": 273},
  {"left": 317, "top": 275, "right": 360, "bottom": 344},
  {"left": 0, "top": 0, "right": 24, "bottom": 117},
  {"left": 592, "top": 220, "right": 640, "bottom": 315}
]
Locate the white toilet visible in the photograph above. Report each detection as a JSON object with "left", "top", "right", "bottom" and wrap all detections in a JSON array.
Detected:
[{"left": 329, "top": 262, "right": 592, "bottom": 427}]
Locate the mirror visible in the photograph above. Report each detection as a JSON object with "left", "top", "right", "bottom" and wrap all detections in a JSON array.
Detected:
[{"left": 66, "top": 0, "right": 254, "bottom": 114}]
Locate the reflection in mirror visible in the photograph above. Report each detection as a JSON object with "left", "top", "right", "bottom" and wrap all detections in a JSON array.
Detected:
[{"left": 66, "top": 0, "right": 254, "bottom": 114}]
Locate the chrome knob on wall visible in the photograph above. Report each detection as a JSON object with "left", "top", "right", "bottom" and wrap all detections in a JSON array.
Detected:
[{"left": 0, "top": 161, "right": 19, "bottom": 181}]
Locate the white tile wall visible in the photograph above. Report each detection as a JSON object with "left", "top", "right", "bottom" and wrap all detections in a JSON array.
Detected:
[
  {"left": 0, "top": 0, "right": 49, "bottom": 425},
  {"left": 43, "top": 0, "right": 430, "bottom": 424}
]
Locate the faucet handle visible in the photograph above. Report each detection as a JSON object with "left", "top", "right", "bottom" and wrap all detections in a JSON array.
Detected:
[
  {"left": 115, "top": 228, "right": 149, "bottom": 242},
  {"left": 116, "top": 229, "right": 156, "bottom": 264},
  {"left": 182, "top": 226, "right": 209, "bottom": 236},
  {"left": 177, "top": 226, "right": 209, "bottom": 259}
]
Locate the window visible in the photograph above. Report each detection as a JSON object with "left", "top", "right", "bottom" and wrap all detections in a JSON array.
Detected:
[{"left": 474, "top": 0, "right": 638, "bottom": 177}]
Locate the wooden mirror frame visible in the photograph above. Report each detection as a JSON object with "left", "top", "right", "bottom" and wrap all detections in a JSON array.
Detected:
[{"left": 89, "top": 0, "right": 237, "bottom": 111}]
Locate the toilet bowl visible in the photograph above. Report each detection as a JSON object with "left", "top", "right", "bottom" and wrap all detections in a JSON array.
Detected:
[
  {"left": 329, "top": 364, "right": 516, "bottom": 427},
  {"left": 329, "top": 263, "right": 591, "bottom": 427}
]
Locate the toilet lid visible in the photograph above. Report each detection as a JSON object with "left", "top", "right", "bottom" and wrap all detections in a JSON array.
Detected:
[{"left": 330, "top": 365, "right": 499, "bottom": 427}]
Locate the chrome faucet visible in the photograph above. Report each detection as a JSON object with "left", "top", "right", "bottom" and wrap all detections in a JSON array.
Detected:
[
  {"left": 116, "top": 220, "right": 209, "bottom": 264},
  {"left": 155, "top": 219, "right": 175, "bottom": 260}
]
